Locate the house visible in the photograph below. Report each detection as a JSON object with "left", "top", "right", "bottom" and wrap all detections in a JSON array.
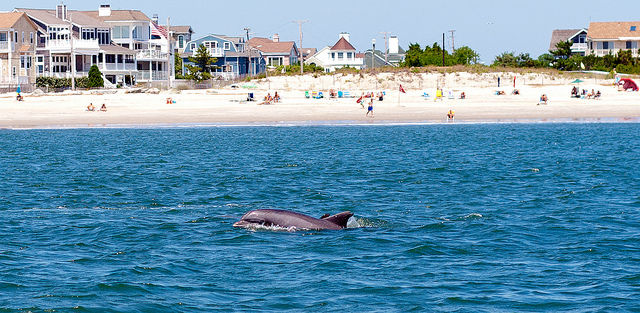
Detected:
[
  {"left": 248, "top": 34, "right": 298, "bottom": 67},
  {"left": 163, "top": 25, "right": 194, "bottom": 55},
  {"left": 586, "top": 22, "right": 640, "bottom": 57},
  {"left": 364, "top": 36, "right": 405, "bottom": 68},
  {"left": 549, "top": 29, "right": 588, "bottom": 56},
  {"left": 80, "top": 5, "right": 173, "bottom": 85},
  {"left": 182, "top": 33, "right": 264, "bottom": 79},
  {"left": 0, "top": 12, "right": 37, "bottom": 86},
  {"left": 17, "top": 4, "right": 137, "bottom": 86},
  {"left": 304, "top": 33, "right": 363, "bottom": 72}
]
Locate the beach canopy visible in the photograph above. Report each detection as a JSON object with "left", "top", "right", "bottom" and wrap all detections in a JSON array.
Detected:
[
  {"left": 619, "top": 78, "right": 638, "bottom": 91},
  {"left": 570, "top": 79, "right": 584, "bottom": 84},
  {"left": 241, "top": 83, "right": 257, "bottom": 89}
]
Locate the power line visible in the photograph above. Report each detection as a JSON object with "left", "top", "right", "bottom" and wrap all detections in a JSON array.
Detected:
[{"left": 380, "top": 31, "right": 392, "bottom": 64}]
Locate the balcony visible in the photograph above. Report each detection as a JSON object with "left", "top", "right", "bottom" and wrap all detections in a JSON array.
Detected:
[
  {"left": 207, "top": 47, "right": 224, "bottom": 57},
  {"left": 46, "top": 39, "right": 100, "bottom": 53},
  {"left": 0, "top": 41, "right": 12, "bottom": 53},
  {"left": 571, "top": 43, "right": 588, "bottom": 52},
  {"left": 137, "top": 49, "right": 169, "bottom": 61},
  {"left": 101, "top": 63, "right": 137, "bottom": 71}
]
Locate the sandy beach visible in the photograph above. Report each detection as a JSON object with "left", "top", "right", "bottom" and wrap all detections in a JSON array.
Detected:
[{"left": 2, "top": 72, "right": 639, "bottom": 128}]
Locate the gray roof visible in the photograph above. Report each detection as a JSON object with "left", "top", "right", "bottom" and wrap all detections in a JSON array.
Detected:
[
  {"left": 549, "top": 29, "right": 586, "bottom": 51},
  {"left": 16, "top": 8, "right": 109, "bottom": 28},
  {"left": 100, "top": 44, "right": 136, "bottom": 54}
]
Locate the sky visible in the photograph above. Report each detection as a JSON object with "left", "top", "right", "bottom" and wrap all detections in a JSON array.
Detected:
[{"left": 7, "top": 0, "right": 640, "bottom": 63}]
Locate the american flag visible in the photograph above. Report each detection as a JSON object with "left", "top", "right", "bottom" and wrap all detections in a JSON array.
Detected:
[{"left": 399, "top": 84, "right": 406, "bottom": 93}]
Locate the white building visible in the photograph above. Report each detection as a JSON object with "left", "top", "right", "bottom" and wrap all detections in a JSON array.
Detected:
[{"left": 305, "top": 33, "right": 363, "bottom": 72}]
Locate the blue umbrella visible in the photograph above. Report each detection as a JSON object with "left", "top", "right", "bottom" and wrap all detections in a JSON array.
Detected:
[{"left": 17, "top": 85, "right": 21, "bottom": 94}]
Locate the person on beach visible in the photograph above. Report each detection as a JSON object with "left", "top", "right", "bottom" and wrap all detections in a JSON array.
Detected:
[
  {"left": 460, "top": 92, "right": 466, "bottom": 99},
  {"left": 274, "top": 92, "right": 281, "bottom": 103},
  {"left": 538, "top": 94, "right": 548, "bottom": 105},
  {"left": 434, "top": 88, "right": 443, "bottom": 101},
  {"left": 100, "top": 103, "right": 107, "bottom": 111},
  {"left": 447, "top": 109, "right": 455, "bottom": 122},
  {"left": 16, "top": 93, "right": 24, "bottom": 101},
  {"left": 511, "top": 89, "right": 520, "bottom": 95},
  {"left": 378, "top": 92, "right": 384, "bottom": 101},
  {"left": 87, "top": 103, "right": 95, "bottom": 111},
  {"left": 366, "top": 98, "right": 374, "bottom": 117},
  {"left": 357, "top": 93, "right": 365, "bottom": 108},
  {"left": 595, "top": 90, "right": 601, "bottom": 99},
  {"left": 166, "top": 97, "right": 173, "bottom": 104}
]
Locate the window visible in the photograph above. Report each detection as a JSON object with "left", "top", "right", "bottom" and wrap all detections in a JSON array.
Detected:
[
  {"left": 268, "top": 57, "right": 283, "bottom": 67},
  {"left": 632, "top": 26, "right": 637, "bottom": 31},
  {"left": 124, "top": 55, "right": 134, "bottom": 63},
  {"left": 37, "top": 56, "right": 44, "bottom": 62},
  {"left": 347, "top": 52, "right": 352, "bottom": 59},
  {"left": 204, "top": 41, "right": 217, "bottom": 49},
  {"left": 178, "top": 35, "right": 184, "bottom": 48},
  {"left": 30, "top": 32, "right": 33, "bottom": 44},
  {"left": 190, "top": 43, "right": 196, "bottom": 50},
  {"left": 602, "top": 42, "right": 609, "bottom": 49},
  {"left": 113, "top": 26, "right": 121, "bottom": 39},
  {"left": 0, "top": 33, "right": 6, "bottom": 41},
  {"left": 118, "top": 54, "right": 123, "bottom": 63},
  {"left": 132, "top": 26, "right": 139, "bottom": 39},
  {"left": 105, "top": 54, "right": 116, "bottom": 63},
  {"left": 82, "top": 29, "right": 95, "bottom": 40},
  {"left": 337, "top": 52, "right": 344, "bottom": 60},
  {"left": 97, "top": 29, "right": 109, "bottom": 44},
  {"left": 224, "top": 42, "right": 231, "bottom": 50},
  {"left": 121, "top": 26, "right": 130, "bottom": 39},
  {"left": 15, "top": 31, "right": 18, "bottom": 43},
  {"left": 331, "top": 53, "right": 335, "bottom": 59},
  {"left": 22, "top": 31, "right": 24, "bottom": 43},
  {"left": 627, "top": 41, "right": 638, "bottom": 50}
]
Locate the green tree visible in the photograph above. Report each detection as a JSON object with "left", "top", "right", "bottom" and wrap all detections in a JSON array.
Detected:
[
  {"left": 174, "top": 54, "right": 184, "bottom": 79},
  {"left": 551, "top": 40, "right": 573, "bottom": 59},
  {"left": 87, "top": 65, "right": 104, "bottom": 88},
  {"left": 492, "top": 52, "right": 517, "bottom": 67},
  {"left": 185, "top": 44, "right": 218, "bottom": 83},
  {"left": 453, "top": 46, "right": 479, "bottom": 65},
  {"left": 401, "top": 43, "right": 423, "bottom": 67}
]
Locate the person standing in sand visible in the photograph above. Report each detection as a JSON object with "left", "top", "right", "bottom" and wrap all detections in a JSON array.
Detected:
[
  {"left": 100, "top": 103, "right": 107, "bottom": 111},
  {"left": 366, "top": 98, "right": 374, "bottom": 117}
]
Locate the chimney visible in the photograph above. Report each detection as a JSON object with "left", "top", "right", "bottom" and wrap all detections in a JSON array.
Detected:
[
  {"left": 389, "top": 36, "right": 399, "bottom": 54},
  {"left": 99, "top": 4, "right": 111, "bottom": 17},
  {"left": 339, "top": 32, "right": 350, "bottom": 42},
  {"left": 152, "top": 14, "right": 159, "bottom": 24},
  {"left": 273, "top": 34, "right": 279, "bottom": 43},
  {"left": 56, "top": 3, "right": 67, "bottom": 21}
]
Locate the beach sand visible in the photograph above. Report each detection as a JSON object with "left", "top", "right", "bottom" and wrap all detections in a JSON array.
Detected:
[{"left": 1, "top": 72, "right": 639, "bottom": 128}]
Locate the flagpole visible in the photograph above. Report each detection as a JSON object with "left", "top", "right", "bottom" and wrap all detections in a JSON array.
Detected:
[{"left": 397, "top": 87, "right": 401, "bottom": 107}]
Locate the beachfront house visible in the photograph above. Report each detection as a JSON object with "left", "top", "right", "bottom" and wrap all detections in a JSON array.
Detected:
[
  {"left": 305, "top": 33, "right": 364, "bottom": 73},
  {"left": 80, "top": 5, "right": 172, "bottom": 86},
  {"left": 248, "top": 34, "right": 298, "bottom": 68},
  {"left": 586, "top": 22, "right": 640, "bottom": 57},
  {"left": 182, "top": 34, "right": 264, "bottom": 79},
  {"left": 549, "top": 29, "right": 588, "bottom": 56},
  {"left": 17, "top": 4, "right": 138, "bottom": 86},
  {"left": 163, "top": 25, "right": 194, "bottom": 55},
  {"left": 363, "top": 36, "right": 406, "bottom": 68},
  {"left": 0, "top": 12, "right": 37, "bottom": 87}
]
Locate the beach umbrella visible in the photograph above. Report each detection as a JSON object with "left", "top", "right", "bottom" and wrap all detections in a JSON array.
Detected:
[
  {"left": 17, "top": 85, "right": 21, "bottom": 94},
  {"left": 570, "top": 79, "right": 584, "bottom": 84}
]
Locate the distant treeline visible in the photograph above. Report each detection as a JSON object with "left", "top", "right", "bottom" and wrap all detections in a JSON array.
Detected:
[{"left": 400, "top": 40, "right": 640, "bottom": 74}]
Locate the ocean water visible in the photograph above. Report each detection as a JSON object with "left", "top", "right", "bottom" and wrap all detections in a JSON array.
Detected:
[{"left": 1, "top": 123, "right": 639, "bottom": 312}]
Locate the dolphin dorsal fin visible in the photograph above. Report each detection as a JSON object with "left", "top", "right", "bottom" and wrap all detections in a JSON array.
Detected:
[
  {"left": 319, "top": 213, "right": 330, "bottom": 219},
  {"left": 323, "top": 211, "right": 354, "bottom": 229}
]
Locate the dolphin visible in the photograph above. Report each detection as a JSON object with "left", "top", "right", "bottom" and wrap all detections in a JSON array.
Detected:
[{"left": 233, "top": 209, "right": 354, "bottom": 230}]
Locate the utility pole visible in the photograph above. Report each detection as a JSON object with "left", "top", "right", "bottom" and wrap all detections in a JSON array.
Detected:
[
  {"left": 449, "top": 30, "right": 456, "bottom": 51},
  {"left": 243, "top": 28, "right": 251, "bottom": 42},
  {"left": 442, "top": 33, "right": 445, "bottom": 67},
  {"left": 293, "top": 20, "right": 308, "bottom": 75},
  {"left": 69, "top": 14, "right": 75, "bottom": 90},
  {"left": 380, "top": 31, "right": 391, "bottom": 64}
]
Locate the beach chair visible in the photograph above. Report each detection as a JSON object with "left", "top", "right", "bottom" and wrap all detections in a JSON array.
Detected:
[
  {"left": 317, "top": 91, "right": 324, "bottom": 99},
  {"left": 311, "top": 91, "right": 318, "bottom": 99},
  {"left": 338, "top": 91, "right": 343, "bottom": 98},
  {"left": 247, "top": 93, "right": 255, "bottom": 101},
  {"left": 448, "top": 91, "right": 455, "bottom": 99},
  {"left": 305, "top": 90, "right": 310, "bottom": 98},
  {"left": 422, "top": 92, "right": 430, "bottom": 100},
  {"left": 344, "top": 91, "right": 351, "bottom": 98}
]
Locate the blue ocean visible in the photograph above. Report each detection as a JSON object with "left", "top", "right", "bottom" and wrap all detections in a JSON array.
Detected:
[{"left": 1, "top": 123, "right": 639, "bottom": 312}]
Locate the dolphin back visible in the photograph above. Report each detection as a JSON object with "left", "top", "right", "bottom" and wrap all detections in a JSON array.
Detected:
[{"left": 322, "top": 211, "right": 354, "bottom": 229}]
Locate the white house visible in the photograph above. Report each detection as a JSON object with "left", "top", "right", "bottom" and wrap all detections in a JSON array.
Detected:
[{"left": 305, "top": 33, "right": 363, "bottom": 72}]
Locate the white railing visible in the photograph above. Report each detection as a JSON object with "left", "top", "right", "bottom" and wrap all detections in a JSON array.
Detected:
[
  {"left": 330, "top": 58, "right": 364, "bottom": 67},
  {"left": 136, "top": 49, "right": 169, "bottom": 60},
  {"left": 46, "top": 39, "right": 100, "bottom": 52},
  {"left": 571, "top": 43, "right": 588, "bottom": 51},
  {"left": 0, "top": 76, "right": 30, "bottom": 84},
  {"left": 207, "top": 47, "right": 224, "bottom": 57},
  {"left": 102, "top": 63, "right": 137, "bottom": 71},
  {"left": 0, "top": 41, "right": 11, "bottom": 52},
  {"left": 137, "top": 71, "right": 169, "bottom": 81}
]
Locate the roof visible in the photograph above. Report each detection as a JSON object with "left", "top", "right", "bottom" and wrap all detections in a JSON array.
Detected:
[
  {"left": 331, "top": 37, "right": 356, "bottom": 51},
  {"left": 248, "top": 37, "right": 296, "bottom": 55},
  {"left": 16, "top": 8, "right": 109, "bottom": 28},
  {"left": 588, "top": 22, "right": 640, "bottom": 40},
  {"left": 163, "top": 25, "right": 193, "bottom": 34},
  {"left": 0, "top": 12, "right": 26, "bottom": 28},
  {"left": 549, "top": 29, "right": 585, "bottom": 51},
  {"left": 301, "top": 47, "right": 317, "bottom": 56},
  {"left": 80, "top": 10, "right": 151, "bottom": 22},
  {"left": 100, "top": 44, "right": 136, "bottom": 54}
]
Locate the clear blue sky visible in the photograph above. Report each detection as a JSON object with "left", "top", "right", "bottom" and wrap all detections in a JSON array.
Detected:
[{"left": 8, "top": 0, "right": 640, "bottom": 63}]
